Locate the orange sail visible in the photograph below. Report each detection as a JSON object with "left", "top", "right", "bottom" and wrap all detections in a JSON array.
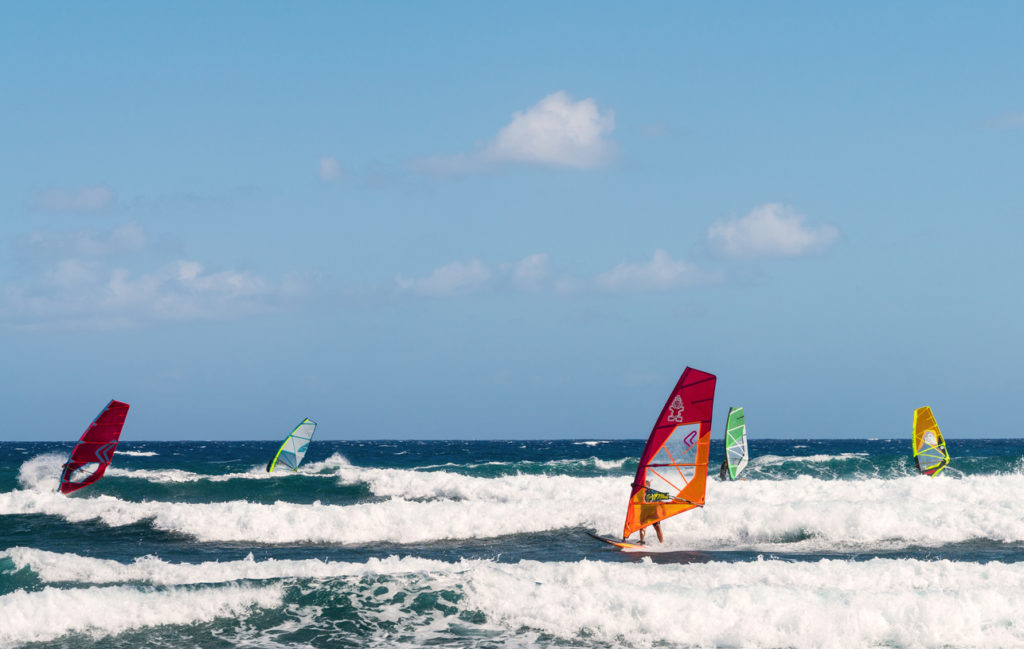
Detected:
[{"left": 623, "top": 367, "right": 716, "bottom": 539}]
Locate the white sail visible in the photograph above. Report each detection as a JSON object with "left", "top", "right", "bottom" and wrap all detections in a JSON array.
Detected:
[{"left": 267, "top": 418, "right": 317, "bottom": 472}]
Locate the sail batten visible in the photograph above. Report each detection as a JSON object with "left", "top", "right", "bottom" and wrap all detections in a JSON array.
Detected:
[
  {"left": 623, "top": 367, "right": 716, "bottom": 539},
  {"left": 267, "top": 418, "right": 317, "bottom": 473},
  {"left": 58, "top": 399, "right": 130, "bottom": 495}
]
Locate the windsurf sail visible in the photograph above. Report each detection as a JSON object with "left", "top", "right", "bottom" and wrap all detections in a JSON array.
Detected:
[
  {"left": 267, "top": 418, "right": 317, "bottom": 472},
  {"left": 721, "top": 406, "right": 748, "bottom": 480},
  {"left": 58, "top": 399, "right": 130, "bottom": 495},
  {"left": 913, "top": 406, "right": 949, "bottom": 476},
  {"left": 623, "top": 367, "right": 716, "bottom": 539}
]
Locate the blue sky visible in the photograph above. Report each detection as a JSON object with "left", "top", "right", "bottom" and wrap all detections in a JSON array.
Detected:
[{"left": 2, "top": 2, "right": 1021, "bottom": 440}]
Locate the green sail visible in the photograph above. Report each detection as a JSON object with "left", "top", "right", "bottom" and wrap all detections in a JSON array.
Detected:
[{"left": 722, "top": 407, "right": 748, "bottom": 480}]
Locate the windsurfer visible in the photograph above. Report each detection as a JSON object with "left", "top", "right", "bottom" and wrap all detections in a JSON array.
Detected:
[
  {"left": 719, "top": 459, "right": 729, "bottom": 480},
  {"left": 638, "top": 480, "right": 667, "bottom": 543}
]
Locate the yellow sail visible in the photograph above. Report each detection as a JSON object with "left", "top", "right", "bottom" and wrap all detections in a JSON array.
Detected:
[{"left": 912, "top": 406, "right": 949, "bottom": 476}]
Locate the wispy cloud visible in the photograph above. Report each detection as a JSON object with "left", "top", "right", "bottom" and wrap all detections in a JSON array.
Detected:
[
  {"left": 508, "top": 253, "right": 550, "bottom": 292},
  {"left": 318, "top": 156, "right": 345, "bottom": 182},
  {"left": 414, "top": 91, "right": 616, "bottom": 176},
  {"left": 21, "top": 222, "right": 146, "bottom": 259},
  {"left": 595, "top": 250, "right": 715, "bottom": 292},
  {"left": 2, "top": 223, "right": 306, "bottom": 330},
  {"left": 396, "top": 259, "right": 491, "bottom": 297},
  {"left": 33, "top": 186, "right": 115, "bottom": 212},
  {"left": 708, "top": 203, "right": 839, "bottom": 258},
  {"left": 396, "top": 250, "right": 714, "bottom": 298}
]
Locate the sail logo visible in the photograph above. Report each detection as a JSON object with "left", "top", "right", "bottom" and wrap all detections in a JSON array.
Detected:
[
  {"left": 683, "top": 430, "right": 698, "bottom": 447},
  {"left": 666, "top": 396, "right": 685, "bottom": 422}
]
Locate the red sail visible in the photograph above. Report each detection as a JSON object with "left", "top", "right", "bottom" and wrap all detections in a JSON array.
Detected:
[
  {"left": 58, "top": 400, "right": 130, "bottom": 495},
  {"left": 623, "top": 368, "right": 716, "bottom": 539}
]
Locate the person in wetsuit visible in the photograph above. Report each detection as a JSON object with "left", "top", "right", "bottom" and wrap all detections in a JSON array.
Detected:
[{"left": 638, "top": 480, "right": 668, "bottom": 543}]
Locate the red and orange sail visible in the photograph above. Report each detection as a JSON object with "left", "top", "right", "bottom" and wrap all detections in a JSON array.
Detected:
[
  {"left": 58, "top": 399, "right": 130, "bottom": 495},
  {"left": 623, "top": 368, "right": 716, "bottom": 539}
]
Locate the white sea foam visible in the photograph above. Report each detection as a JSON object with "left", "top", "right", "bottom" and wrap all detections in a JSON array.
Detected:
[
  {"left": 573, "top": 440, "right": 609, "bottom": 446},
  {"left": 11, "top": 453, "right": 1024, "bottom": 549},
  {"left": 592, "top": 457, "right": 628, "bottom": 470},
  {"left": 116, "top": 450, "right": 158, "bottom": 457},
  {"left": 17, "top": 452, "right": 262, "bottom": 486},
  {"left": 754, "top": 452, "right": 869, "bottom": 465},
  {"left": 4, "top": 551, "right": 1024, "bottom": 648},
  {"left": 412, "top": 455, "right": 630, "bottom": 472},
  {"left": 2, "top": 547, "right": 477, "bottom": 585},
  {"left": 0, "top": 483, "right": 615, "bottom": 544},
  {"left": 462, "top": 557, "right": 1024, "bottom": 648},
  {"left": 102, "top": 456, "right": 348, "bottom": 483},
  {"left": 105, "top": 466, "right": 268, "bottom": 483},
  {"left": 5, "top": 454, "right": 620, "bottom": 543},
  {"left": 23, "top": 452, "right": 625, "bottom": 492},
  {"left": 0, "top": 582, "right": 283, "bottom": 646},
  {"left": 17, "top": 453, "right": 65, "bottom": 491}
]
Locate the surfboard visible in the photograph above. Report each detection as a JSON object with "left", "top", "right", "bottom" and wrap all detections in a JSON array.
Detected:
[{"left": 586, "top": 531, "right": 645, "bottom": 549}]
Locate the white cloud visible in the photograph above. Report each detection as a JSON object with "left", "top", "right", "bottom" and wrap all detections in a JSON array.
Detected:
[
  {"left": 396, "top": 259, "right": 491, "bottom": 297},
  {"left": 485, "top": 91, "right": 616, "bottom": 168},
  {"left": 397, "top": 251, "right": 714, "bottom": 298},
  {"left": 595, "top": 250, "right": 708, "bottom": 292},
  {"left": 318, "top": 156, "right": 345, "bottom": 182},
  {"left": 2, "top": 223, "right": 304, "bottom": 330},
  {"left": 414, "top": 91, "right": 616, "bottom": 175},
  {"left": 46, "top": 259, "right": 101, "bottom": 289},
  {"left": 708, "top": 203, "right": 839, "bottom": 258},
  {"left": 396, "top": 254, "right": 561, "bottom": 297},
  {"left": 509, "top": 253, "right": 550, "bottom": 292},
  {"left": 102, "top": 261, "right": 273, "bottom": 320},
  {"left": 33, "top": 186, "right": 115, "bottom": 212},
  {"left": 25, "top": 223, "right": 146, "bottom": 258}
]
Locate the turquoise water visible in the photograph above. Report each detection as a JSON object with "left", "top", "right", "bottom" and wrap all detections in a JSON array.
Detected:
[{"left": 2, "top": 439, "right": 1024, "bottom": 648}]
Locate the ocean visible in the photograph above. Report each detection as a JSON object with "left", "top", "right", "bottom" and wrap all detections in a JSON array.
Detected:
[{"left": 2, "top": 438, "right": 1024, "bottom": 648}]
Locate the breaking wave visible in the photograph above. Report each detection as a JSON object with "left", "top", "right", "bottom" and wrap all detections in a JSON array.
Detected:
[
  {"left": 3, "top": 549, "right": 1023, "bottom": 649},
  {"left": 7, "top": 454, "right": 1024, "bottom": 549}
]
